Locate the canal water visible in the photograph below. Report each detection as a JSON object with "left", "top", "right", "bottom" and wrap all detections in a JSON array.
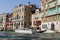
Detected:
[{"left": 0, "top": 31, "right": 60, "bottom": 40}]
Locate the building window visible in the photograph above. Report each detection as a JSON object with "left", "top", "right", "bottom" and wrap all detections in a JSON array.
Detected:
[
  {"left": 42, "top": 18, "right": 44, "bottom": 22},
  {"left": 58, "top": 6, "right": 60, "bottom": 13},
  {"left": 35, "top": 17, "right": 38, "bottom": 19},
  {"left": 54, "top": 16, "right": 56, "bottom": 21},
  {"left": 0, "top": 18, "right": 3, "bottom": 22},
  {"left": 15, "top": 10, "right": 17, "bottom": 13},
  {"left": 50, "top": 17, "right": 52, "bottom": 21},
  {"left": 16, "top": 14, "right": 20, "bottom": 19},
  {"left": 42, "top": 24, "right": 48, "bottom": 29},
  {"left": 46, "top": 8, "right": 56, "bottom": 16},
  {"left": 24, "top": 16, "right": 26, "bottom": 21},
  {"left": 18, "top": 10, "right": 19, "bottom": 12},
  {"left": 22, "top": 8, "right": 24, "bottom": 12},
  {"left": 46, "top": 17, "right": 48, "bottom": 22},
  {"left": 25, "top": 8, "right": 26, "bottom": 11},
  {"left": 33, "top": 21, "right": 36, "bottom": 25},
  {"left": 22, "top": 16, "right": 24, "bottom": 19},
  {"left": 46, "top": 0, "right": 47, "bottom": 1},
  {"left": 58, "top": 15, "right": 60, "bottom": 20},
  {"left": 20, "top": 9, "right": 21, "bottom": 12}
]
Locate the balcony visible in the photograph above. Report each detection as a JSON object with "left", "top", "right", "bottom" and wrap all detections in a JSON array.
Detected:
[
  {"left": 45, "top": 1, "right": 56, "bottom": 10},
  {"left": 45, "top": 6, "right": 60, "bottom": 16},
  {"left": 49, "top": 1, "right": 56, "bottom": 8},
  {"left": 46, "top": 8, "right": 56, "bottom": 16},
  {"left": 49, "top": 0, "right": 56, "bottom": 2}
]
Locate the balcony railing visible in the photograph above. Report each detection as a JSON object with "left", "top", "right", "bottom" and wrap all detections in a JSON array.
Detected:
[
  {"left": 49, "top": 1, "right": 56, "bottom": 8},
  {"left": 46, "top": 8, "right": 56, "bottom": 16}
]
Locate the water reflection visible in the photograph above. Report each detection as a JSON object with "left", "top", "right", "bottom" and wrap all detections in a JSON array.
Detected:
[{"left": 0, "top": 31, "right": 60, "bottom": 40}]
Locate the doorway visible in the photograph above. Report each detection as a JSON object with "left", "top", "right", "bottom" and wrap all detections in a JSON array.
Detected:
[
  {"left": 51, "top": 23, "right": 55, "bottom": 30},
  {"left": 15, "top": 23, "right": 19, "bottom": 29}
]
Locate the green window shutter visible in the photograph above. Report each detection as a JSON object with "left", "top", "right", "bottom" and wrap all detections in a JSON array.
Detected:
[
  {"left": 46, "top": 18, "right": 47, "bottom": 22},
  {"left": 58, "top": 7, "right": 60, "bottom": 13},
  {"left": 49, "top": 8, "right": 56, "bottom": 15},
  {"left": 50, "top": 17, "right": 52, "bottom": 21}
]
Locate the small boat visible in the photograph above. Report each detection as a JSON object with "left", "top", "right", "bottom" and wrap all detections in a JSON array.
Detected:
[
  {"left": 43, "top": 30, "right": 56, "bottom": 33},
  {"left": 15, "top": 29, "right": 32, "bottom": 34},
  {"left": 31, "top": 27, "right": 47, "bottom": 33},
  {"left": 36, "top": 29, "right": 46, "bottom": 33}
]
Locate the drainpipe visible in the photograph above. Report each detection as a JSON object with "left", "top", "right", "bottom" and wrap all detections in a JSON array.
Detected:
[
  {"left": 56, "top": 0, "right": 58, "bottom": 21},
  {"left": 43, "top": 2, "right": 46, "bottom": 23},
  {"left": 56, "top": 0, "right": 58, "bottom": 32}
]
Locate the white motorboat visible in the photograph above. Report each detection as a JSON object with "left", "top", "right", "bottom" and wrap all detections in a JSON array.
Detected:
[
  {"left": 43, "top": 30, "right": 56, "bottom": 33},
  {"left": 15, "top": 29, "right": 33, "bottom": 34}
]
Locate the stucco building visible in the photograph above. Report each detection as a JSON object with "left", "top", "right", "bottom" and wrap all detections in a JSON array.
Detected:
[
  {"left": 41, "top": 0, "right": 60, "bottom": 32},
  {"left": 6, "top": 13, "right": 13, "bottom": 30},
  {"left": 12, "top": 2, "right": 37, "bottom": 30},
  {"left": 12, "top": 4, "right": 26, "bottom": 30},
  {"left": 0, "top": 14, "right": 6, "bottom": 30},
  {"left": 0, "top": 13, "right": 13, "bottom": 31}
]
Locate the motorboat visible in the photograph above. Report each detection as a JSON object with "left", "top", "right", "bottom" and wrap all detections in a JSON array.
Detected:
[
  {"left": 43, "top": 30, "right": 56, "bottom": 33},
  {"left": 31, "top": 27, "right": 47, "bottom": 33},
  {"left": 15, "top": 28, "right": 33, "bottom": 34},
  {"left": 0, "top": 26, "right": 4, "bottom": 31},
  {"left": 36, "top": 29, "right": 46, "bottom": 33}
]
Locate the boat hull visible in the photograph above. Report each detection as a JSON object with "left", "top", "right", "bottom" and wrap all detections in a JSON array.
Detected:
[{"left": 15, "top": 30, "right": 32, "bottom": 34}]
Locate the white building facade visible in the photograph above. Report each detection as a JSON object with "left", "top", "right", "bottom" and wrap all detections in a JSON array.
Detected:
[
  {"left": 0, "top": 14, "right": 6, "bottom": 30},
  {"left": 31, "top": 9, "right": 42, "bottom": 30}
]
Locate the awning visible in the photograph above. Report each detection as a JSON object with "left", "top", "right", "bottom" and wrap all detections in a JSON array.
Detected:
[
  {"left": 36, "top": 18, "right": 41, "bottom": 25},
  {"left": 36, "top": 18, "right": 41, "bottom": 23},
  {"left": 36, "top": 20, "right": 41, "bottom": 23}
]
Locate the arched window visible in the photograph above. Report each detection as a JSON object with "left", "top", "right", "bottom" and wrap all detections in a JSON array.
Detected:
[{"left": 16, "top": 14, "right": 20, "bottom": 19}]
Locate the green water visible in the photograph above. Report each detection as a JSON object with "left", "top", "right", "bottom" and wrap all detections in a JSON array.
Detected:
[{"left": 0, "top": 31, "right": 60, "bottom": 40}]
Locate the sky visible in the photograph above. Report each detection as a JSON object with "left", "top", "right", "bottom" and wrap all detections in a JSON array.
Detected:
[{"left": 0, "top": 0, "right": 41, "bottom": 13}]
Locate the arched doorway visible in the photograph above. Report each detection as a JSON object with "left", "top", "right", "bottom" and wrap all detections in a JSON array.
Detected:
[
  {"left": 51, "top": 23, "right": 55, "bottom": 30},
  {"left": 14, "top": 22, "right": 20, "bottom": 29}
]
